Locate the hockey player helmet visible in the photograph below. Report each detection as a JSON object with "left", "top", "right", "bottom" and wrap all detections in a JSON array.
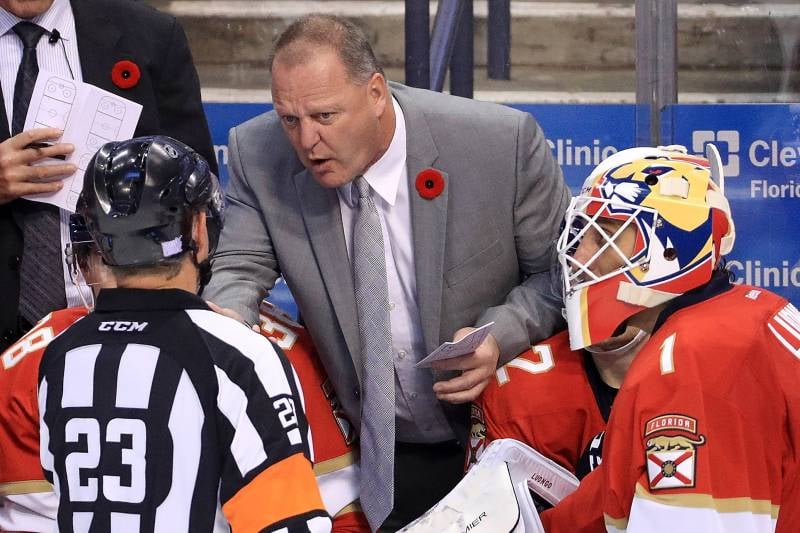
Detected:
[
  {"left": 76, "top": 135, "right": 225, "bottom": 267},
  {"left": 556, "top": 145, "right": 735, "bottom": 350}
]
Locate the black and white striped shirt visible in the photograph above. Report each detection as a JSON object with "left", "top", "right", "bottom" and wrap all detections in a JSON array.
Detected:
[{"left": 39, "top": 288, "right": 330, "bottom": 533}]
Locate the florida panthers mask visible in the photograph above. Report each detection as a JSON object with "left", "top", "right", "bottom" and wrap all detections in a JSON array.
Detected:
[{"left": 556, "top": 145, "right": 735, "bottom": 350}]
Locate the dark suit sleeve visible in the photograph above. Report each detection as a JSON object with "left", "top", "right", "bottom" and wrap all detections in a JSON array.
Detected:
[
  {"left": 152, "top": 17, "right": 217, "bottom": 173},
  {"left": 477, "top": 112, "right": 570, "bottom": 363}
]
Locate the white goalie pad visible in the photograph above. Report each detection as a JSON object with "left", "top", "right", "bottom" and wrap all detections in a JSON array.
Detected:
[
  {"left": 399, "top": 461, "right": 541, "bottom": 533},
  {"left": 477, "top": 438, "right": 580, "bottom": 507},
  {"left": 399, "top": 438, "right": 582, "bottom": 532}
]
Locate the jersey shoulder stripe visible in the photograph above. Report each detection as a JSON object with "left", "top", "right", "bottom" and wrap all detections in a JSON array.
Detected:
[
  {"left": 768, "top": 303, "right": 800, "bottom": 359},
  {"left": 185, "top": 309, "right": 294, "bottom": 398}
]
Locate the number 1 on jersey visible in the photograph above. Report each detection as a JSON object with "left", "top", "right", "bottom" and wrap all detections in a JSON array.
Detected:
[{"left": 659, "top": 333, "right": 677, "bottom": 375}]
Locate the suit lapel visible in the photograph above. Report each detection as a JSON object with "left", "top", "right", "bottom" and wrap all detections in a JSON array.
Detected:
[
  {"left": 394, "top": 86, "right": 449, "bottom": 354},
  {"left": 70, "top": 0, "right": 121, "bottom": 88},
  {"left": 293, "top": 169, "right": 362, "bottom": 374}
]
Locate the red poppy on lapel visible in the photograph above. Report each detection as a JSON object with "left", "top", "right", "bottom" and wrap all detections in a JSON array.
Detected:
[
  {"left": 415, "top": 168, "right": 445, "bottom": 200},
  {"left": 111, "top": 60, "right": 141, "bottom": 89}
]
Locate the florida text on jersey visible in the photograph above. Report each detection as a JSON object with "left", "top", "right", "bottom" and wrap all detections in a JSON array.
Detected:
[
  {"left": 602, "top": 283, "right": 800, "bottom": 533},
  {"left": 258, "top": 301, "right": 369, "bottom": 532},
  {"left": 38, "top": 289, "right": 330, "bottom": 532}
]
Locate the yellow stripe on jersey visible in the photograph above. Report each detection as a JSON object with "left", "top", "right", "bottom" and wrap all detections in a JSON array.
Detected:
[
  {"left": 334, "top": 502, "right": 362, "bottom": 518},
  {"left": 0, "top": 479, "right": 53, "bottom": 495},
  {"left": 604, "top": 512, "right": 629, "bottom": 531},
  {"left": 313, "top": 450, "right": 358, "bottom": 477},
  {"left": 580, "top": 288, "right": 591, "bottom": 344},
  {"left": 633, "top": 482, "right": 780, "bottom": 518}
]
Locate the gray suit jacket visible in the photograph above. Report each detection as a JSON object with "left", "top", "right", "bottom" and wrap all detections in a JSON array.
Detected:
[{"left": 205, "top": 83, "right": 570, "bottom": 442}]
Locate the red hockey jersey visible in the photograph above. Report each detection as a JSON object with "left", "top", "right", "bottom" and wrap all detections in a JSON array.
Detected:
[
  {"left": 602, "top": 285, "right": 800, "bottom": 533},
  {"left": 0, "top": 308, "right": 88, "bottom": 531},
  {"left": 1, "top": 308, "right": 88, "bottom": 491},
  {"left": 470, "top": 330, "right": 608, "bottom": 532},
  {"left": 259, "top": 302, "right": 369, "bottom": 533},
  {"left": 469, "top": 330, "right": 606, "bottom": 472}
]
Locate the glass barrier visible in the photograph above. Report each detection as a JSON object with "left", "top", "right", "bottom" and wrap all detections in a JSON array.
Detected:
[
  {"left": 676, "top": 0, "right": 799, "bottom": 104},
  {"left": 668, "top": 1, "right": 799, "bottom": 303}
]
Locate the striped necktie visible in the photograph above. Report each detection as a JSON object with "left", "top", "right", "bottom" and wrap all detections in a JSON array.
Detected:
[{"left": 13, "top": 22, "right": 67, "bottom": 324}]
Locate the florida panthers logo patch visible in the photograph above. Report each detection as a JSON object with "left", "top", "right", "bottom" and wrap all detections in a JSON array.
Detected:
[
  {"left": 644, "top": 414, "right": 706, "bottom": 490},
  {"left": 322, "top": 379, "right": 356, "bottom": 446},
  {"left": 466, "top": 403, "right": 487, "bottom": 469}
]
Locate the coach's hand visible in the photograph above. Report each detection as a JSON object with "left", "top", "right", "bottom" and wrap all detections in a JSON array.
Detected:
[
  {"left": 206, "top": 301, "right": 260, "bottom": 331},
  {"left": 0, "top": 128, "right": 75, "bottom": 204},
  {"left": 432, "top": 328, "right": 500, "bottom": 404}
]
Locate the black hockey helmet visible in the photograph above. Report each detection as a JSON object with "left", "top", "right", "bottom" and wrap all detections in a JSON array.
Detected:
[{"left": 76, "top": 135, "right": 224, "bottom": 267}]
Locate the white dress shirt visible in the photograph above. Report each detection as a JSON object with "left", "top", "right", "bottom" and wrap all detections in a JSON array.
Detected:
[
  {"left": 0, "top": 0, "right": 89, "bottom": 309},
  {"left": 338, "top": 96, "right": 454, "bottom": 443}
]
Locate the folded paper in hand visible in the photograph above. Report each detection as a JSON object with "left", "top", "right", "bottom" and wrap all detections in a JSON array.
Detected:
[{"left": 415, "top": 322, "right": 494, "bottom": 368}]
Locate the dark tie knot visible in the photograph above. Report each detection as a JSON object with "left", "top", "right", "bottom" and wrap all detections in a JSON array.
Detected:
[
  {"left": 13, "top": 21, "right": 46, "bottom": 49},
  {"left": 354, "top": 175, "right": 370, "bottom": 201}
]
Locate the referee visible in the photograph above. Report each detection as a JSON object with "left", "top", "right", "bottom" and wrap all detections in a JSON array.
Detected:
[{"left": 38, "top": 137, "right": 331, "bottom": 533}]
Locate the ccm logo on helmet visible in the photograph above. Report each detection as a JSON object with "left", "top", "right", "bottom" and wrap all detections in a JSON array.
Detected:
[{"left": 98, "top": 321, "right": 149, "bottom": 332}]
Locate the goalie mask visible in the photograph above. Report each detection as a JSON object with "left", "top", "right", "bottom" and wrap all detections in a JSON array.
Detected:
[
  {"left": 556, "top": 145, "right": 735, "bottom": 350},
  {"left": 76, "top": 135, "right": 225, "bottom": 268}
]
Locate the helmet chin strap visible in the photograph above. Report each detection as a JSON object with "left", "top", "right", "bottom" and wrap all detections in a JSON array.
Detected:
[
  {"left": 64, "top": 242, "right": 99, "bottom": 311},
  {"left": 585, "top": 327, "right": 649, "bottom": 356},
  {"left": 197, "top": 258, "right": 213, "bottom": 291},
  {"left": 185, "top": 239, "right": 213, "bottom": 292},
  {"left": 184, "top": 214, "right": 213, "bottom": 291}
]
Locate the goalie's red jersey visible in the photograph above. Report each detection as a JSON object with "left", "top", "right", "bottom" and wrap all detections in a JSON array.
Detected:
[
  {"left": 259, "top": 302, "right": 369, "bottom": 533},
  {"left": 1, "top": 308, "right": 88, "bottom": 492},
  {"left": 470, "top": 330, "right": 608, "bottom": 532},
  {"left": 602, "top": 284, "right": 800, "bottom": 533},
  {"left": 469, "top": 330, "right": 605, "bottom": 473}
]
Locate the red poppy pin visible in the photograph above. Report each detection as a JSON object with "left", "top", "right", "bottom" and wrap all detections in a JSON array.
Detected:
[
  {"left": 415, "top": 168, "right": 445, "bottom": 200},
  {"left": 111, "top": 60, "right": 141, "bottom": 90}
]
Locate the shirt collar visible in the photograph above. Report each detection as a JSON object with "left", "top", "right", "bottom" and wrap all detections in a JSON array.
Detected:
[
  {"left": 37, "top": 0, "right": 73, "bottom": 40},
  {"left": 94, "top": 288, "right": 210, "bottom": 313},
  {"left": 0, "top": 0, "right": 73, "bottom": 41},
  {"left": 341, "top": 96, "right": 407, "bottom": 207}
]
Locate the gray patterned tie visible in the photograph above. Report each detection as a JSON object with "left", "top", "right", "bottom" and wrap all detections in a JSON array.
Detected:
[
  {"left": 13, "top": 23, "right": 66, "bottom": 324},
  {"left": 352, "top": 176, "right": 395, "bottom": 531}
]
